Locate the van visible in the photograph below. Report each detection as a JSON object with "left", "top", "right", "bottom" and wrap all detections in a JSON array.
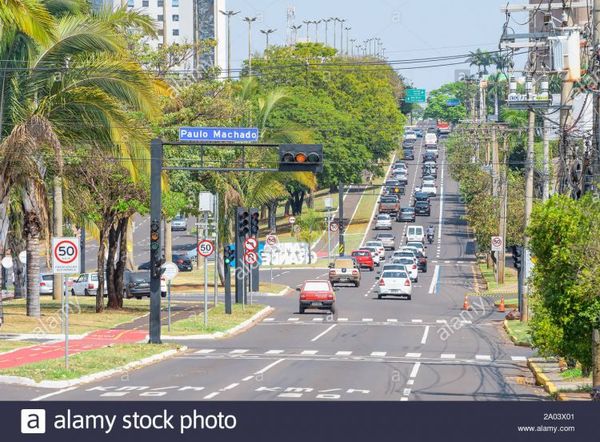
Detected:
[
  {"left": 406, "top": 225, "right": 425, "bottom": 243},
  {"left": 425, "top": 133, "right": 437, "bottom": 145}
]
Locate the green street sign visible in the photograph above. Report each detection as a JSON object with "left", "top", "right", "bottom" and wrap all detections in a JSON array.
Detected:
[{"left": 405, "top": 88, "right": 426, "bottom": 103}]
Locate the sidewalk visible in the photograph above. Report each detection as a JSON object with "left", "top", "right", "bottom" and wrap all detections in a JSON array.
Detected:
[{"left": 0, "top": 329, "right": 147, "bottom": 370}]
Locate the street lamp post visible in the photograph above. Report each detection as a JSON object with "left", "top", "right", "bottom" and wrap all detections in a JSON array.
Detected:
[
  {"left": 291, "top": 25, "right": 302, "bottom": 44},
  {"left": 350, "top": 38, "right": 356, "bottom": 57},
  {"left": 338, "top": 19, "right": 346, "bottom": 52},
  {"left": 243, "top": 17, "right": 257, "bottom": 76},
  {"left": 324, "top": 18, "right": 331, "bottom": 46},
  {"left": 260, "top": 28, "right": 276, "bottom": 50},
  {"left": 303, "top": 20, "right": 311, "bottom": 42},
  {"left": 332, "top": 17, "right": 339, "bottom": 49},
  {"left": 315, "top": 19, "right": 322, "bottom": 43},
  {"left": 219, "top": 10, "right": 240, "bottom": 79},
  {"left": 344, "top": 26, "right": 351, "bottom": 55}
]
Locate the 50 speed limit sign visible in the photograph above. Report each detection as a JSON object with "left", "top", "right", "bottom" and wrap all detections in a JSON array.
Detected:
[
  {"left": 52, "top": 237, "right": 80, "bottom": 274},
  {"left": 197, "top": 239, "right": 215, "bottom": 258}
]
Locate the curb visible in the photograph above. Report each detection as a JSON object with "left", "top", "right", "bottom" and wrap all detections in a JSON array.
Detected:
[
  {"left": 260, "top": 287, "right": 291, "bottom": 297},
  {"left": 503, "top": 319, "right": 531, "bottom": 347},
  {"left": 162, "top": 306, "right": 274, "bottom": 341},
  {"left": 0, "top": 346, "right": 187, "bottom": 389},
  {"left": 528, "top": 359, "right": 558, "bottom": 396}
]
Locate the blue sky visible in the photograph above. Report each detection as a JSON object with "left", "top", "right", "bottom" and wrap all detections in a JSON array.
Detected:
[{"left": 225, "top": 0, "right": 507, "bottom": 91}]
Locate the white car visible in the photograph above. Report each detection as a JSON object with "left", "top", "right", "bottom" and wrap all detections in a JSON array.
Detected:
[
  {"left": 425, "top": 133, "right": 438, "bottom": 145},
  {"left": 393, "top": 257, "right": 419, "bottom": 282},
  {"left": 375, "top": 214, "right": 393, "bottom": 230},
  {"left": 404, "top": 131, "right": 417, "bottom": 141},
  {"left": 422, "top": 177, "right": 436, "bottom": 187},
  {"left": 360, "top": 247, "right": 382, "bottom": 266},
  {"left": 40, "top": 273, "right": 54, "bottom": 295},
  {"left": 365, "top": 241, "right": 386, "bottom": 260},
  {"left": 426, "top": 145, "right": 439, "bottom": 158},
  {"left": 377, "top": 269, "right": 412, "bottom": 299},
  {"left": 71, "top": 272, "right": 166, "bottom": 297},
  {"left": 417, "top": 183, "right": 437, "bottom": 197},
  {"left": 406, "top": 225, "right": 425, "bottom": 243}
]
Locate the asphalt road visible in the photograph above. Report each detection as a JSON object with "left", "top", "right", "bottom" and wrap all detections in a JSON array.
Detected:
[{"left": 7, "top": 135, "right": 545, "bottom": 402}]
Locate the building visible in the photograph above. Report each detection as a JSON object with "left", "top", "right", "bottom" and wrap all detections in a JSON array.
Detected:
[{"left": 93, "top": 0, "right": 227, "bottom": 74}]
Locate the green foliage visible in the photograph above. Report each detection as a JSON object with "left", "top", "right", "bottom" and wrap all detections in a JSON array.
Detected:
[
  {"left": 423, "top": 82, "right": 470, "bottom": 123},
  {"left": 527, "top": 194, "right": 600, "bottom": 372}
]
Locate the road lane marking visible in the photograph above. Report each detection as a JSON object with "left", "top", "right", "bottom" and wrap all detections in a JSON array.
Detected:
[
  {"left": 255, "top": 358, "right": 285, "bottom": 375},
  {"left": 263, "top": 318, "right": 275, "bottom": 322},
  {"left": 407, "top": 380, "right": 414, "bottom": 385},
  {"left": 288, "top": 318, "right": 299, "bottom": 322},
  {"left": 312, "top": 318, "right": 324, "bottom": 322},
  {"left": 411, "top": 319, "right": 423, "bottom": 323},
  {"left": 475, "top": 355, "right": 492, "bottom": 361},
  {"left": 370, "top": 351, "right": 387, "bottom": 357},
  {"left": 387, "top": 319, "right": 398, "bottom": 323},
  {"left": 32, "top": 387, "right": 78, "bottom": 402},
  {"left": 362, "top": 318, "right": 373, "bottom": 322},
  {"left": 195, "top": 349, "right": 216, "bottom": 354},
  {"left": 511, "top": 356, "right": 527, "bottom": 362},
  {"left": 406, "top": 353, "right": 421, "bottom": 358},
  {"left": 409, "top": 362, "right": 421, "bottom": 378},
  {"left": 242, "top": 376, "right": 254, "bottom": 382},
  {"left": 301, "top": 350, "right": 319, "bottom": 355},
  {"left": 337, "top": 318, "right": 349, "bottom": 322},
  {"left": 403, "top": 388, "right": 412, "bottom": 396},
  {"left": 230, "top": 349, "right": 249, "bottom": 354},
  {"left": 310, "top": 324, "right": 337, "bottom": 342},
  {"left": 336, "top": 351, "right": 352, "bottom": 356},
  {"left": 203, "top": 392, "right": 220, "bottom": 399},
  {"left": 265, "top": 350, "right": 284, "bottom": 355},
  {"left": 428, "top": 265, "right": 440, "bottom": 294},
  {"left": 441, "top": 354, "right": 456, "bottom": 359},
  {"left": 421, "top": 326, "right": 430, "bottom": 344},
  {"left": 222, "top": 383, "right": 239, "bottom": 391},
  {"left": 436, "top": 319, "right": 447, "bottom": 324},
  {"left": 400, "top": 397, "right": 408, "bottom": 401}
]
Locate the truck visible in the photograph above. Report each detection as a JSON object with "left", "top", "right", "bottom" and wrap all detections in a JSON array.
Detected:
[
  {"left": 378, "top": 195, "right": 401, "bottom": 215},
  {"left": 437, "top": 121, "right": 451, "bottom": 136}
]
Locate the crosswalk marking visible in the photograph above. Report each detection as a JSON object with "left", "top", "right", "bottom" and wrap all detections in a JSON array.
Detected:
[
  {"left": 338, "top": 318, "right": 349, "bottom": 322},
  {"left": 440, "top": 354, "right": 456, "bottom": 359},
  {"left": 230, "top": 349, "right": 249, "bottom": 354},
  {"left": 335, "top": 351, "right": 353, "bottom": 356},
  {"left": 475, "top": 355, "right": 491, "bottom": 361},
  {"left": 288, "top": 318, "right": 299, "bottom": 322},
  {"left": 406, "top": 353, "right": 421, "bottom": 358},
  {"left": 195, "top": 349, "right": 215, "bottom": 354},
  {"left": 362, "top": 318, "right": 373, "bottom": 322},
  {"left": 511, "top": 356, "right": 527, "bottom": 362},
  {"left": 411, "top": 319, "right": 423, "bottom": 323},
  {"left": 436, "top": 320, "right": 448, "bottom": 324},
  {"left": 312, "top": 318, "right": 324, "bottom": 322},
  {"left": 370, "top": 351, "right": 387, "bottom": 357},
  {"left": 386, "top": 319, "right": 398, "bottom": 323},
  {"left": 300, "top": 350, "right": 318, "bottom": 355},
  {"left": 400, "top": 397, "right": 408, "bottom": 401},
  {"left": 265, "top": 350, "right": 284, "bottom": 355}
]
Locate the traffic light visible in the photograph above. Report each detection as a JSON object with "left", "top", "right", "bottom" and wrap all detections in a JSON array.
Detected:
[
  {"left": 250, "top": 208, "right": 259, "bottom": 236},
  {"left": 224, "top": 245, "right": 235, "bottom": 266},
  {"left": 278, "top": 144, "right": 323, "bottom": 173},
  {"left": 512, "top": 245, "right": 523, "bottom": 271},
  {"left": 237, "top": 208, "right": 250, "bottom": 238},
  {"left": 150, "top": 220, "right": 165, "bottom": 279}
]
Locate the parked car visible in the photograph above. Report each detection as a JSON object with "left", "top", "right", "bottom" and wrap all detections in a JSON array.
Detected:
[
  {"left": 171, "top": 215, "right": 187, "bottom": 232},
  {"left": 123, "top": 271, "right": 167, "bottom": 299},
  {"left": 352, "top": 250, "right": 375, "bottom": 271},
  {"left": 360, "top": 247, "right": 381, "bottom": 267},
  {"left": 298, "top": 280, "right": 336, "bottom": 314},
  {"left": 364, "top": 240, "right": 386, "bottom": 259},
  {"left": 414, "top": 200, "right": 431, "bottom": 216},
  {"left": 375, "top": 232, "right": 396, "bottom": 250},
  {"left": 378, "top": 195, "right": 401, "bottom": 216},
  {"left": 397, "top": 206, "right": 416, "bottom": 223},
  {"left": 377, "top": 270, "right": 412, "bottom": 300},
  {"left": 172, "top": 254, "right": 193, "bottom": 272},
  {"left": 71, "top": 273, "right": 103, "bottom": 296},
  {"left": 375, "top": 214, "right": 393, "bottom": 230},
  {"left": 329, "top": 257, "right": 361, "bottom": 287},
  {"left": 39, "top": 273, "right": 54, "bottom": 295},
  {"left": 406, "top": 225, "right": 425, "bottom": 243}
]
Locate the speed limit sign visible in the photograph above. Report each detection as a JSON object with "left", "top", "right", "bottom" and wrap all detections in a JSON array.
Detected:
[
  {"left": 52, "top": 237, "right": 80, "bottom": 274},
  {"left": 197, "top": 239, "right": 215, "bottom": 257}
]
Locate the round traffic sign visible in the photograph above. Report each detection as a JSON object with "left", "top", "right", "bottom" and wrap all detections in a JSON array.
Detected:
[
  {"left": 18, "top": 250, "right": 26, "bottom": 264},
  {"left": 491, "top": 236, "right": 504, "bottom": 249},
  {"left": 244, "top": 237, "right": 258, "bottom": 252},
  {"left": 1, "top": 256, "right": 13, "bottom": 269},
  {"left": 329, "top": 222, "right": 339, "bottom": 232},
  {"left": 53, "top": 239, "right": 78, "bottom": 265},
  {"left": 243, "top": 251, "right": 258, "bottom": 265},
  {"left": 266, "top": 234, "right": 279, "bottom": 246},
  {"left": 288, "top": 216, "right": 296, "bottom": 224},
  {"left": 197, "top": 239, "right": 215, "bottom": 257},
  {"left": 162, "top": 262, "right": 179, "bottom": 281}
]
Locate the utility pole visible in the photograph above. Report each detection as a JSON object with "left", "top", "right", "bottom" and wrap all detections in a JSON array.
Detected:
[
  {"left": 559, "top": 7, "right": 575, "bottom": 194},
  {"left": 243, "top": 17, "right": 257, "bottom": 76},
  {"left": 291, "top": 25, "right": 302, "bottom": 44},
  {"left": 498, "top": 134, "right": 508, "bottom": 285},
  {"left": 303, "top": 20, "right": 311, "bottom": 42},
  {"left": 350, "top": 38, "right": 356, "bottom": 56},
  {"left": 315, "top": 20, "right": 321, "bottom": 42},
  {"left": 332, "top": 18, "right": 339, "bottom": 50},
  {"left": 594, "top": 0, "right": 600, "bottom": 196},
  {"left": 491, "top": 125, "right": 499, "bottom": 197},
  {"left": 220, "top": 10, "right": 240, "bottom": 80},
  {"left": 338, "top": 19, "right": 346, "bottom": 53},
  {"left": 522, "top": 107, "right": 535, "bottom": 322}
]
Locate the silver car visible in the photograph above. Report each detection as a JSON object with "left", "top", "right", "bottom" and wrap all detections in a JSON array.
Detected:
[
  {"left": 376, "top": 232, "right": 396, "bottom": 250},
  {"left": 375, "top": 214, "right": 393, "bottom": 230},
  {"left": 40, "top": 273, "right": 54, "bottom": 295},
  {"left": 171, "top": 215, "right": 187, "bottom": 232}
]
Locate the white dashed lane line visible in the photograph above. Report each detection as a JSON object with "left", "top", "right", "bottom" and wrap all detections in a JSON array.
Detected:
[
  {"left": 421, "top": 326, "right": 430, "bottom": 344},
  {"left": 310, "top": 324, "right": 337, "bottom": 342}
]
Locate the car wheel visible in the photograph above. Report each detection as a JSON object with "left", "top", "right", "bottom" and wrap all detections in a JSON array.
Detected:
[
  {"left": 377, "top": 294, "right": 382, "bottom": 299},
  {"left": 84, "top": 289, "right": 90, "bottom": 296},
  {"left": 370, "top": 267, "right": 374, "bottom": 272},
  {"left": 354, "top": 281, "right": 360, "bottom": 288},
  {"left": 71, "top": 289, "right": 76, "bottom": 297},
  {"left": 330, "top": 304, "right": 336, "bottom": 314},
  {"left": 423, "top": 267, "right": 428, "bottom": 273},
  {"left": 135, "top": 296, "right": 142, "bottom": 300}
]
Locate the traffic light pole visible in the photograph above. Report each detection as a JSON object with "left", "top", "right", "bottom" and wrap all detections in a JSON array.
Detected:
[{"left": 149, "top": 139, "right": 163, "bottom": 344}]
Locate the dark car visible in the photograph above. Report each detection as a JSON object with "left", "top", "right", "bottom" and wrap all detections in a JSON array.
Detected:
[
  {"left": 172, "top": 254, "right": 193, "bottom": 272},
  {"left": 414, "top": 200, "right": 431, "bottom": 216},
  {"left": 402, "top": 139, "right": 416, "bottom": 148},
  {"left": 397, "top": 206, "right": 416, "bottom": 223},
  {"left": 123, "top": 271, "right": 167, "bottom": 299},
  {"left": 422, "top": 152, "right": 436, "bottom": 163},
  {"left": 403, "top": 149, "right": 415, "bottom": 160}
]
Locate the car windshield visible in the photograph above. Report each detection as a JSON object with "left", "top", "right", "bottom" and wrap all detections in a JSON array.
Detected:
[
  {"left": 401, "top": 208, "right": 414, "bottom": 213},
  {"left": 398, "top": 258, "right": 413, "bottom": 265},
  {"left": 303, "top": 281, "right": 330, "bottom": 292},
  {"left": 381, "top": 196, "right": 398, "bottom": 203},
  {"left": 91, "top": 274, "right": 98, "bottom": 281},
  {"left": 382, "top": 271, "right": 408, "bottom": 279},
  {"left": 352, "top": 251, "right": 369, "bottom": 256},
  {"left": 377, "top": 215, "right": 390, "bottom": 220},
  {"left": 366, "top": 241, "right": 381, "bottom": 247},
  {"left": 383, "top": 265, "right": 405, "bottom": 272},
  {"left": 335, "top": 259, "right": 354, "bottom": 268},
  {"left": 378, "top": 234, "right": 393, "bottom": 238},
  {"left": 407, "top": 242, "right": 423, "bottom": 249},
  {"left": 41, "top": 274, "right": 53, "bottom": 281},
  {"left": 416, "top": 202, "right": 429, "bottom": 207}
]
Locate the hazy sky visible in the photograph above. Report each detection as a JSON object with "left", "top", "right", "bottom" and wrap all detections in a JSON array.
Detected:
[{"left": 224, "top": 0, "right": 508, "bottom": 91}]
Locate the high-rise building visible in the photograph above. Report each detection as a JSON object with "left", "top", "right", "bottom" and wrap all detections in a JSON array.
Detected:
[{"left": 93, "top": 0, "right": 227, "bottom": 74}]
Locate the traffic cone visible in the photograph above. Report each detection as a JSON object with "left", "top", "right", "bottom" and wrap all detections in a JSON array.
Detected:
[
  {"left": 498, "top": 296, "right": 505, "bottom": 313},
  {"left": 462, "top": 295, "right": 471, "bottom": 311}
]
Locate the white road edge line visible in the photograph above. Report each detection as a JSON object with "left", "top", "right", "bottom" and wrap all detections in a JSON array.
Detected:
[
  {"left": 254, "top": 358, "right": 285, "bottom": 375},
  {"left": 203, "top": 392, "right": 220, "bottom": 399},
  {"left": 310, "top": 324, "right": 337, "bottom": 342},
  {"left": 31, "top": 387, "right": 78, "bottom": 402},
  {"left": 428, "top": 265, "right": 440, "bottom": 294},
  {"left": 409, "top": 362, "right": 421, "bottom": 378},
  {"left": 421, "top": 325, "right": 430, "bottom": 345}
]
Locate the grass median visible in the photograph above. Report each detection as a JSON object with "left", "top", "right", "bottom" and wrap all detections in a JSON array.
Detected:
[
  {"left": 0, "top": 343, "right": 180, "bottom": 382},
  {"left": 479, "top": 263, "right": 518, "bottom": 294},
  {"left": 0, "top": 297, "right": 150, "bottom": 335},
  {"left": 504, "top": 320, "right": 532, "bottom": 346},
  {"left": 163, "top": 304, "right": 265, "bottom": 336}
]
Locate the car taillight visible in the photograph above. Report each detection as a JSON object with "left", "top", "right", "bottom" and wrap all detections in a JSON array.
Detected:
[
  {"left": 379, "top": 279, "right": 385, "bottom": 286},
  {"left": 327, "top": 293, "right": 334, "bottom": 300},
  {"left": 40, "top": 282, "right": 46, "bottom": 286},
  {"left": 88, "top": 283, "right": 94, "bottom": 289},
  {"left": 404, "top": 279, "right": 411, "bottom": 287},
  {"left": 352, "top": 270, "right": 359, "bottom": 275},
  {"left": 177, "top": 259, "right": 183, "bottom": 264},
  {"left": 300, "top": 293, "right": 306, "bottom": 300},
  {"left": 412, "top": 264, "right": 417, "bottom": 269}
]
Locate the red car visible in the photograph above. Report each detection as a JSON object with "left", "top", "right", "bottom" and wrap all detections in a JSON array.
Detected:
[
  {"left": 351, "top": 250, "right": 375, "bottom": 271},
  {"left": 298, "top": 280, "right": 336, "bottom": 314}
]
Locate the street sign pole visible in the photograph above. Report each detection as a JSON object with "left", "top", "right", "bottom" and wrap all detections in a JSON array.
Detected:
[
  {"left": 167, "top": 281, "right": 171, "bottom": 332},
  {"left": 214, "top": 193, "right": 219, "bottom": 307},
  {"left": 204, "top": 212, "right": 209, "bottom": 326},
  {"left": 249, "top": 265, "right": 253, "bottom": 306},
  {"left": 64, "top": 280, "right": 69, "bottom": 369}
]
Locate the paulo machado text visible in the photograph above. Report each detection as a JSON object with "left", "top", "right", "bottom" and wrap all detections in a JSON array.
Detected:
[{"left": 52, "top": 409, "right": 237, "bottom": 434}]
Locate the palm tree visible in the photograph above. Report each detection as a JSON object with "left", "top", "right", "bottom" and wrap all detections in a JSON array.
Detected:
[
  {"left": 0, "top": 9, "right": 166, "bottom": 315},
  {"left": 467, "top": 49, "right": 493, "bottom": 76}
]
